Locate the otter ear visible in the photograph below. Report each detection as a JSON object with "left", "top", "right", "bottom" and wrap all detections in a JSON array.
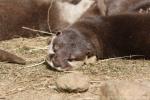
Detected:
[{"left": 56, "top": 31, "right": 62, "bottom": 36}]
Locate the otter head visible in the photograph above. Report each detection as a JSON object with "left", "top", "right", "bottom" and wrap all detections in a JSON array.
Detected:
[{"left": 46, "top": 29, "right": 96, "bottom": 71}]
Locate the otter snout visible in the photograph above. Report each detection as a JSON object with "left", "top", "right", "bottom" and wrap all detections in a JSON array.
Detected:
[
  {"left": 46, "top": 52, "right": 75, "bottom": 71},
  {"left": 46, "top": 36, "right": 73, "bottom": 71},
  {"left": 46, "top": 39, "right": 85, "bottom": 71}
]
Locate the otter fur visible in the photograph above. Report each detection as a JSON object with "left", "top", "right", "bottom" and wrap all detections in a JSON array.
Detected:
[{"left": 103, "top": 0, "right": 150, "bottom": 15}]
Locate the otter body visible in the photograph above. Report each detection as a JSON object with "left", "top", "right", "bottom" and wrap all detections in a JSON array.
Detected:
[
  {"left": 47, "top": 1, "right": 150, "bottom": 71},
  {"left": 47, "top": 14, "right": 150, "bottom": 70},
  {"left": 92, "top": 14, "right": 150, "bottom": 58}
]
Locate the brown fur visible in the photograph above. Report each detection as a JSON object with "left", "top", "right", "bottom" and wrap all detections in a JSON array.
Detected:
[
  {"left": 94, "top": 0, "right": 150, "bottom": 16},
  {"left": 104, "top": 0, "right": 150, "bottom": 15},
  {"left": 47, "top": 4, "right": 150, "bottom": 70},
  {"left": 0, "top": 50, "right": 25, "bottom": 64},
  {"left": 0, "top": 0, "right": 51, "bottom": 40}
]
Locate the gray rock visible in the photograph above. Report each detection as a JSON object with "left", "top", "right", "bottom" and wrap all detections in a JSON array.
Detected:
[{"left": 56, "top": 72, "right": 90, "bottom": 93}]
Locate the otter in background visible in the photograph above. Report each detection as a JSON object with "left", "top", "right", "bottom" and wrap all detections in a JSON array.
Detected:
[
  {"left": 46, "top": 3, "right": 150, "bottom": 71},
  {"left": 0, "top": 0, "right": 94, "bottom": 40},
  {"left": 101, "top": 0, "right": 150, "bottom": 15},
  {"left": 0, "top": 0, "right": 52, "bottom": 40},
  {"left": 48, "top": 0, "right": 94, "bottom": 32}
]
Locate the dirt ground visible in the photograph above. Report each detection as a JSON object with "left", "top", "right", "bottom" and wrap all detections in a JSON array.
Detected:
[{"left": 0, "top": 36, "right": 150, "bottom": 100}]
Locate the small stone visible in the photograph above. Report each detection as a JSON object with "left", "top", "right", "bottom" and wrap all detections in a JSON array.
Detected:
[{"left": 56, "top": 72, "right": 90, "bottom": 93}]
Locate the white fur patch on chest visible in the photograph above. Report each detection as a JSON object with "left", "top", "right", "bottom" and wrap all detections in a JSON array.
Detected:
[
  {"left": 48, "top": 35, "right": 56, "bottom": 55},
  {"left": 57, "top": 0, "right": 94, "bottom": 24}
]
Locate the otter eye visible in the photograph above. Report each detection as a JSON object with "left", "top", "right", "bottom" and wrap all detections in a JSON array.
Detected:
[{"left": 56, "top": 31, "right": 62, "bottom": 36}]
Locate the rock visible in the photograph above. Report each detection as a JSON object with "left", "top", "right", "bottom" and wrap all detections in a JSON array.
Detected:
[
  {"left": 100, "top": 80, "right": 150, "bottom": 100},
  {"left": 56, "top": 72, "right": 90, "bottom": 93}
]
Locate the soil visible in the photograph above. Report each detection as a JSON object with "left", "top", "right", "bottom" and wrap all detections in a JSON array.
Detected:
[{"left": 0, "top": 36, "right": 150, "bottom": 100}]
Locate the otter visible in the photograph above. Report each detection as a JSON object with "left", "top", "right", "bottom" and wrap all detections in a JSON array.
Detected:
[
  {"left": 46, "top": 4, "right": 150, "bottom": 71},
  {"left": 48, "top": 0, "right": 94, "bottom": 32},
  {"left": 0, "top": 0, "right": 52, "bottom": 40},
  {"left": 103, "top": 0, "right": 150, "bottom": 15}
]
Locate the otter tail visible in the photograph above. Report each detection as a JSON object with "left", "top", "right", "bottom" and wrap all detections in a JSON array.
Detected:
[{"left": 0, "top": 49, "right": 26, "bottom": 65}]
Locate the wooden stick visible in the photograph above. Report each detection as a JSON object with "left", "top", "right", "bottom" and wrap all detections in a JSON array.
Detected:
[
  {"left": 47, "top": 0, "right": 55, "bottom": 32},
  {"left": 22, "top": 26, "right": 53, "bottom": 35},
  {"left": 19, "top": 60, "right": 45, "bottom": 70},
  {"left": 101, "top": 55, "right": 145, "bottom": 61}
]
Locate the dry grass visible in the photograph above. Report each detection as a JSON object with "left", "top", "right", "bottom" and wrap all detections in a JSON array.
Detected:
[{"left": 0, "top": 36, "right": 150, "bottom": 99}]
